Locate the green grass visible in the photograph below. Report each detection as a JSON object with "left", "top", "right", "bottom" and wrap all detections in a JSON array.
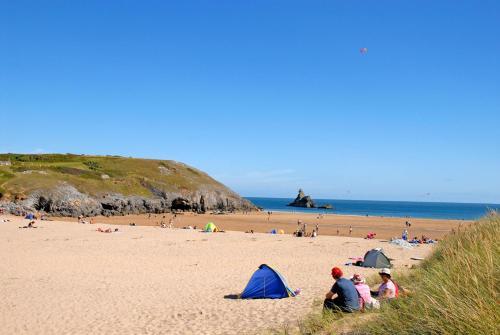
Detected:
[
  {"left": 284, "top": 213, "right": 499, "bottom": 335},
  {"left": 0, "top": 153, "right": 229, "bottom": 200}
]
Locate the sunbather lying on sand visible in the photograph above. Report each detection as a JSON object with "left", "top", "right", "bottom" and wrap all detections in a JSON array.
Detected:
[
  {"left": 96, "top": 227, "right": 119, "bottom": 233},
  {"left": 19, "top": 221, "right": 37, "bottom": 229}
]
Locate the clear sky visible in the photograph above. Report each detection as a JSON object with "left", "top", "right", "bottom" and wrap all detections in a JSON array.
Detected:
[{"left": 1, "top": 1, "right": 499, "bottom": 203}]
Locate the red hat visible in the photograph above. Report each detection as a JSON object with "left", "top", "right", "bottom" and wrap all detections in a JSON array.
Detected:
[{"left": 331, "top": 267, "right": 343, "bottom": 278}]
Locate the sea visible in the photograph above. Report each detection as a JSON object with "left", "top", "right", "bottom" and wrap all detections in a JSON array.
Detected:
[{"left": 245, "top": 197, "right": 500, "bottom": 220}]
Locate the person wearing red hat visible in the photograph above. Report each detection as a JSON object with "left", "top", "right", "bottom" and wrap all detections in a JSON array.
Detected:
[{"left": 323, "top": 266, "right": 360, "bottom": 313}]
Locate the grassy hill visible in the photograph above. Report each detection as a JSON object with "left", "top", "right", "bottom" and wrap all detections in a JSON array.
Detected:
[{"left": 0, "top": 153, "right": 255, "bottom": 215}]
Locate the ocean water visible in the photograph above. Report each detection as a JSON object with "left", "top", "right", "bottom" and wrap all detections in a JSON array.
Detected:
[{"left": 245, "top": 197, "right": 500, "bottom": 220}]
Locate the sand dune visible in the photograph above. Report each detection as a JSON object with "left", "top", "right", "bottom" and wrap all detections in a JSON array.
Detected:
[{"left": 1, "top": 215, "right": 433, "bottom": 334}]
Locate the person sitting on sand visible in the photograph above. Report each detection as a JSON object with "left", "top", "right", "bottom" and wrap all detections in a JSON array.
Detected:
[
  {"left": 365, "top": 232, "right": 376, "bottom": 239},
  {"left": 372, "top": 268, "right": 397, "bottom": 300},
  {"left": 351, "top": 274, "right": 379, "bottom": 310},
  {"left": 324, "top": 267, "right": 360, "bottom": 313}
]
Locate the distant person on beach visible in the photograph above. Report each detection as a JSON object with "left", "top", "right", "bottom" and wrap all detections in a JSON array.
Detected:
[
  {"left": 336, "top": 229, "right": 340, "bottom": 235},
  {"left": 349, "top": 226, "right": 353, "bottom": 235},
  {"left": 402, "top": 229, "right": 408, "bottom": 241},
  {"left": 324, "top": 267, "right": 360, "bottom": 313},
  {"left": 315, "top": 223, "right": 319, "bottom": 234}
]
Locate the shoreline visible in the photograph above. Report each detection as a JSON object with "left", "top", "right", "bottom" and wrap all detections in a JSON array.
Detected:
[{"left": 248, "top": 209, "right": 473, "bottom": 220}]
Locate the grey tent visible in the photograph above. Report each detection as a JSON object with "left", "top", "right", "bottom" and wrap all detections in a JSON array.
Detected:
[{"left": 362, "top": 248, "right": 392, "bottom": 268}]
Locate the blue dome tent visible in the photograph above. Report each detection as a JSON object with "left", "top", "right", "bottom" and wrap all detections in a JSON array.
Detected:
[{"left": 241, "top": 264, "right": 296, "bottom": 299}]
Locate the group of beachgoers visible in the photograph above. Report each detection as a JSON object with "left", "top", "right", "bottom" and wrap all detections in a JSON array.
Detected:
[
  {"left": 401, "top": 226, "right": 436, "bottom": 244},
  {"left": 293, "top": 220, "right": 320, "bottom": 237},
  {"left": 323, "top": 266, "right": 400, "bottom": 313}
]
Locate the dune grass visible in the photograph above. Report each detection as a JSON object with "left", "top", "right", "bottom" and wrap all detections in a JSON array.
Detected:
[{"left": 282, "top": 213, "right": 499, "bottom": 335}]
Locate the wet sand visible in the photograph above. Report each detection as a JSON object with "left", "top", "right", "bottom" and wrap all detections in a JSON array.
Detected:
[{"left": 79, "top": 211, "right": 469, "bottom": 240}]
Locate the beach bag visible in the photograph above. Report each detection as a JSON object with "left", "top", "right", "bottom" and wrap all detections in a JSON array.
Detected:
[{"left": 392, "top": 280, "right": 400, "bottom": 297}]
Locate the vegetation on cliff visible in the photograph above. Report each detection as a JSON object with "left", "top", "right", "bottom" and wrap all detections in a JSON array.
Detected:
[{"left": 0, "top": 154, "right": 255, "bottom": 215}]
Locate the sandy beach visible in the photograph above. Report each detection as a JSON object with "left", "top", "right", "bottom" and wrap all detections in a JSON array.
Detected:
[
  {"left": 1, "top": 214, "right": 439, "bottom": 335},
  {"left": 78, "top": 211, "right": 468, "bottom": 240}
]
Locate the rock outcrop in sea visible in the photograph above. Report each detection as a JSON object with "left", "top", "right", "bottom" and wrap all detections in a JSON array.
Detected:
[{"left": 287, "top": 189, "right": 316, "bottom": 208}]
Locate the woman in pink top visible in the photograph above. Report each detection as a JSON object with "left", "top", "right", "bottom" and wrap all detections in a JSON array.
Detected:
[
  {"left": 351, "top": 274, "right": 379, "bottom": 310},
  {"left": 377, "top": 268, "right": 396, "bottom": 299}
]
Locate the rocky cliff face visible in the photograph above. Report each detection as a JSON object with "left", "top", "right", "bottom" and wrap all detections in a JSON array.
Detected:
[
  {"left": 2, "top": 182, "right": 255, "bottom": 217},
  {"left": 287, "top": 189, "right": 316, "bottom": 208},
  {"left": 0, "top": 154, "right": 256, "bottom": 217}
]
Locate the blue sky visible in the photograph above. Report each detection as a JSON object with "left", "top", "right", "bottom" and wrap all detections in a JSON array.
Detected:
[{"left": 1, "top": 0, "right": 499, "bottom": 203}]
